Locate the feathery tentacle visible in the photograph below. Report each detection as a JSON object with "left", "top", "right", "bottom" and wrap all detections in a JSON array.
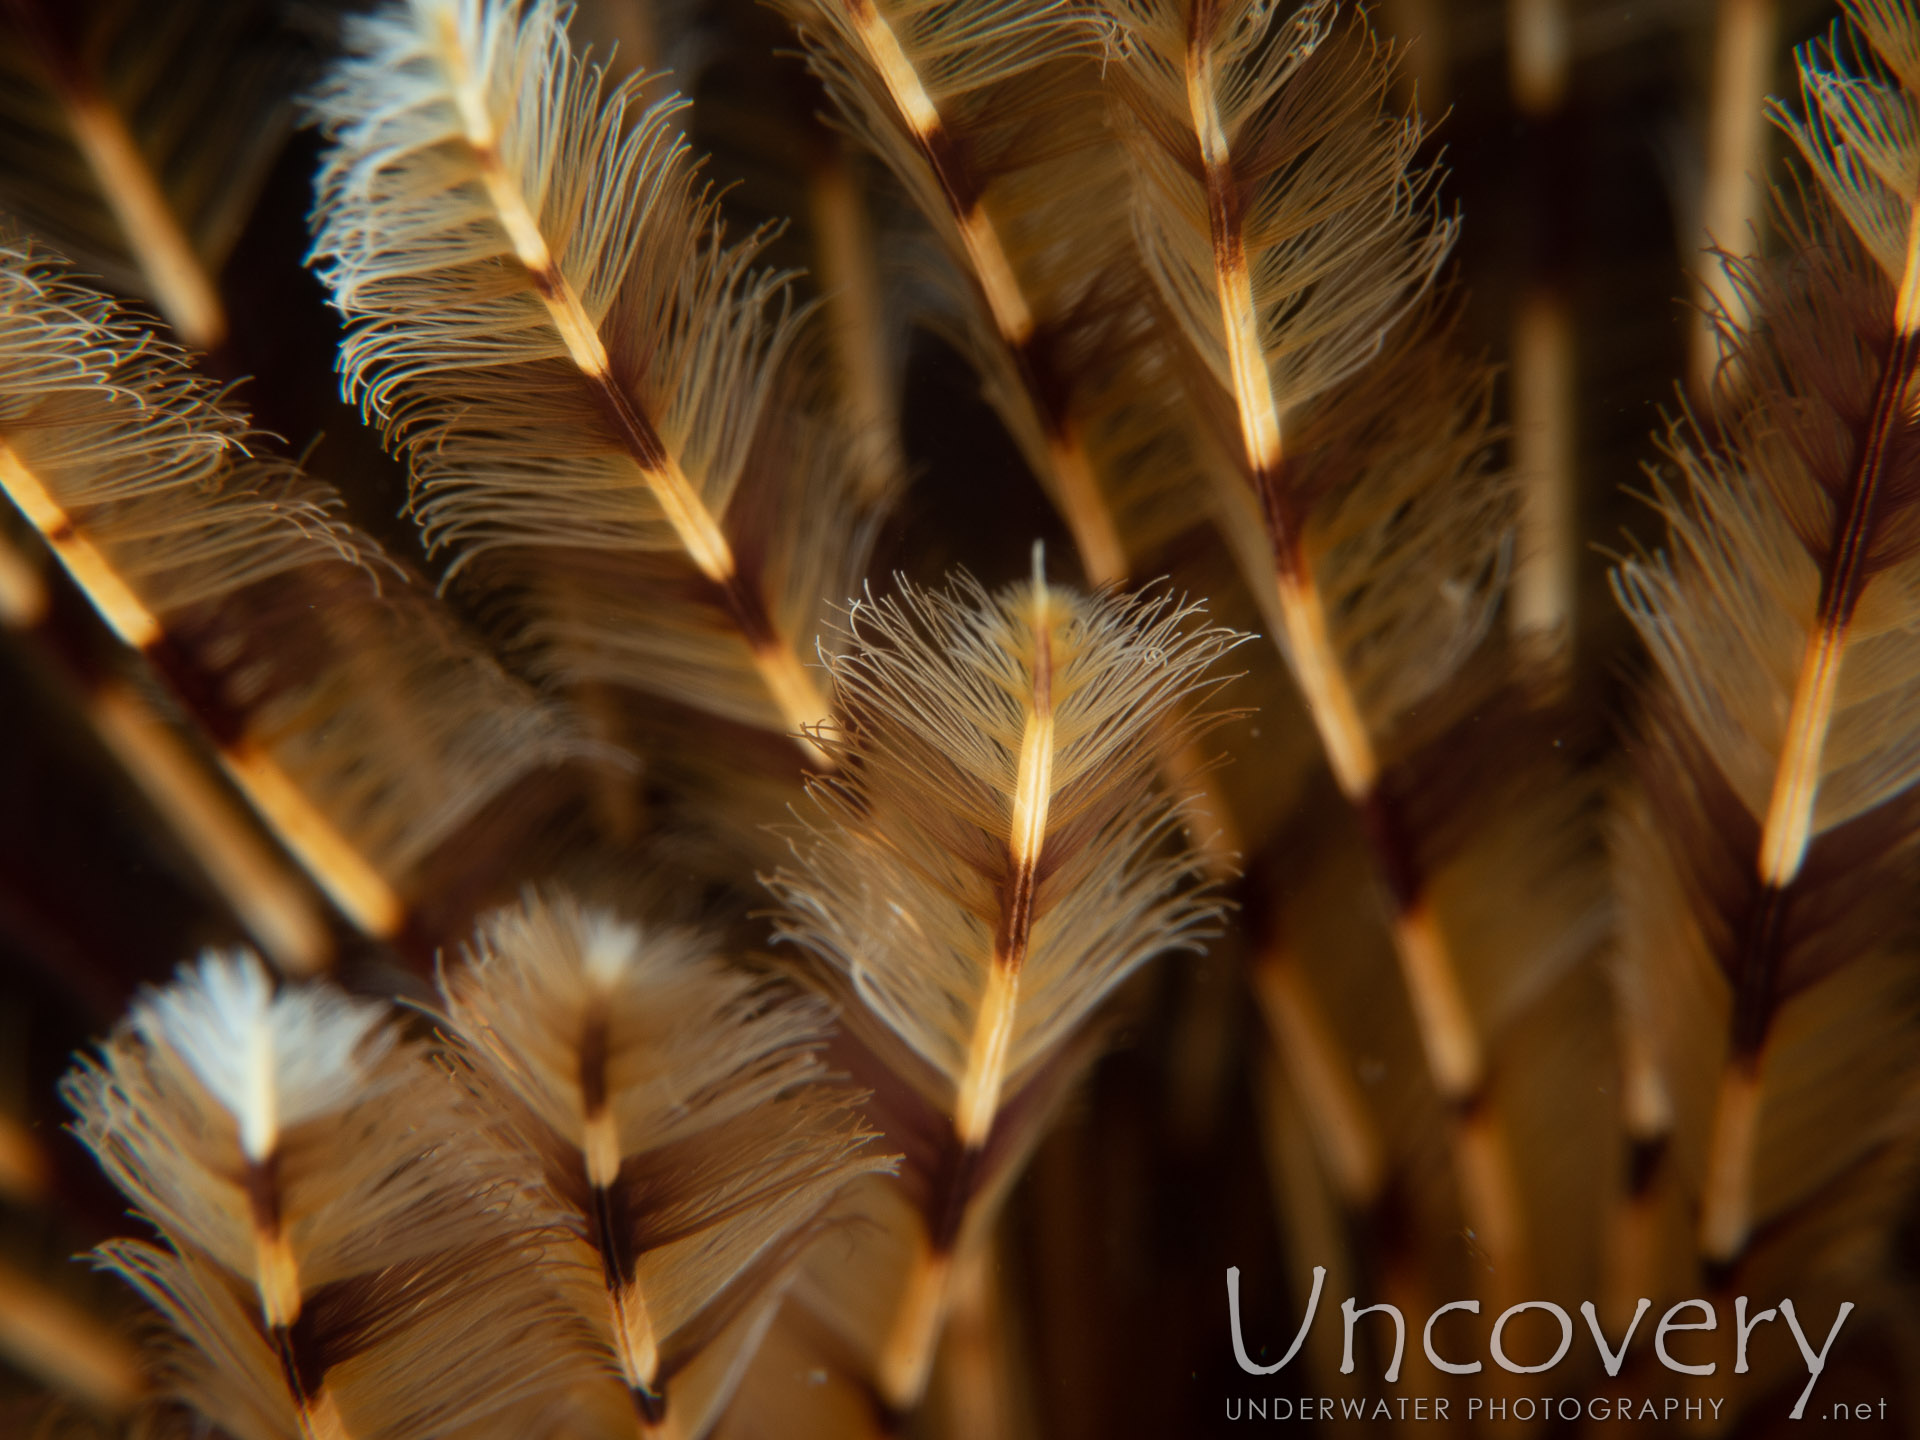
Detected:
[
  {"left": 766, "top": 559, "right": 1239, "bottom": 1413},
  {"left": 1614, "top": 0, "right": 1920, "bottom": 1269},
  {"left": 310, "top": 0, "right": 860, "bottom": 760},
  {"left": 64, "top": 953, "right": 583, "bottom": 1440},
  {"left": 0, "top": 242, "right": 591, "bottom": 949},
  {"left": 1110, "top": 0, "right": 1536, "bottom": 1293},
  {"left": 437, "top": 893, "right": 891, "bottom": 1437}
]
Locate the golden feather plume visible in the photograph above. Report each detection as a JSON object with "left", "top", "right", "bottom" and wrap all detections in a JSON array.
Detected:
[
  {"left": 764, "top": 558, "right": 1240, "bottom": 1416},
  {"left": 0, "top": 240, "right": 593, "bottom": 958},
  {"left": 63, "top": 952, "right": 585, "bottom": 1440},
  {"left": 434, "top": 892, "right": 892, "bottom": 1439},
  {"left": 1612, "top": 0, "right": 1920, "bottom": 1300},
  {"left": 308, "top": 0, "right": 877, "bottom": 762},
  {"left": 1109, "top": 0, "right": 1547, "bottom": 1304}
]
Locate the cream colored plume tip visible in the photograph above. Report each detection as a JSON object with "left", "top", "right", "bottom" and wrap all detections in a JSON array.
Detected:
[{"left": 132, "top": 952, "right": 391, "bottom": 1162}]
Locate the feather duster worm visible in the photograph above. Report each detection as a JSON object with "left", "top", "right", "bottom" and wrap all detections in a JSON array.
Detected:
[
  {"left": 435, "top": 894, "right": 892, "bottom": 1438},
  {"left": 61, "top": 905, "right": 893, "bottom": 1440},
  {"left": 309, "top": 0, "right": 879, "bottom": 762},
  {"left": 765, "top": 560, "right": 1240, "bottom": 1416},
  {"left": 0, "top": 242, "right": 591, "bottom": 959},
  {"left": 1108, "top": 0, "right": 1529, "bottom": 1289},
  {"left": 61, "top": 952, "right": 584, "bottom": 1440},
  {"left": 1612, "top": 0, "right": 1920, "bottom": 1284},
  {"left": 17, "top": 0, "right": 1920, "bottom": 1431}
]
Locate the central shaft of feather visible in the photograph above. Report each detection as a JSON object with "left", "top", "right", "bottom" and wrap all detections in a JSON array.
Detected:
[
  {"left": 882, "top": 574, "right": 1058, "bottom": 1413},
  {"left": 1, "top": 444, "right": 403, "bottom": 939},
  {"left": 841, "top": 0, "right": 1035, "bottom": 344},
  {"left": 1700, "top": 1064, "right": 1764, "bottom": 1263},
  {"left": 577, "top": 994, "right": 665, "bottom": 1407},
  {"left": 953, "top": 959, "right": 1022, "bottom": 1151},
  {"left": 1180, "top": 18, "right": 1379, "bottom": 798},
  {"left": 607, "top": 1277, "right": 663, "bottom": 1413},
  {"left": 1754, "top": 189, "right": 1920, "bottom": 890},
  {"left": 1758, "top": 623, "right": 1845, "bottom": 887},
  {"left": 0, "top": 443, "right": 162, "bottom": 651},
  {"left": 877, "top": 1248, "right": 953, "bottom": 1411},
  {"left": 952, "top": 580, "right": 1055, "bottom": 1146},
  {"left": 222, "top": 740, "right": 405, "bottom": 940},
  {"left": 1185, "top": 31, "right": 1283, "bottom": 480},
  {"left": 238, "top": 1039, "right": 307, "bottom": 1334},
  {"left": 1273, "top": 571, "right": 1379, "bottom": 799},
  {"left": 432, "top": 4, "right": 741, "bottom": 592},
  {"left": 844, "top": 0, "right": 940, "bottom": 135},
  {"left": 1391, "top": 905, "right": 1482, "bottom": 1100},
  {"left": 1045, "top": 428, "right": 1127, "bottom": 586},
  {"left": 434, "top": 9, "right": 608, "bottom": 378},
  {"left": 252, "top": 1217, "right": 303, "bottom": 1333}
]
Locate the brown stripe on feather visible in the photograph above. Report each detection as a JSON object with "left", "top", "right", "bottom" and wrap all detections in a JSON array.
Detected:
[
  {"left": 924, "top": 1144, "right": 979, "bottom": 1257},
  {"left": 1253, "top": 426, "right": 1309, "bottom": 564},
  {"left": 1695, "top": 253, "right": 1920, "bottom": 1041},
  {"left": 244, "top": 1154, "right": 283, "bottom": 1244},
  {"left": 578, "top": 1012, "right": 610, "bottom": 1118},
  {"left": 1729, "top": 885, "right": 1788, "bottom": 1060},
  {"left": 1356, "top": 789, "right": 1423, "bottom": 916},
  {"left": 1626, "top": 1134, "right": 1668, "bottom": 1199},
  {"left": 142, "top": 633, "right": 250, "bottom": 750},
  {"left": 918, "top": 126, "right": 987, "bottom": 223},
  {"left": 583, "top": 367, "right": 676, "bottom": 479},
  {"left": 267, "top": 1325, "right": 331, "bottom": 1436},
  {"left": 1811, "top": 325, "right": 1920, "bottom": 627}
]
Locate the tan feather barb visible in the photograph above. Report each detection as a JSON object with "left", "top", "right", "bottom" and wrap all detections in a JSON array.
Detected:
[{"left": 310, "top": 0, "right": 873, "bottom": 761}]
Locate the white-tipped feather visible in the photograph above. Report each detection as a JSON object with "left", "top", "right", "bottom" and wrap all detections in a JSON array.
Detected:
[
  {"left": 65, "top": 953, "right": 587, "bottom": 1440},
  {"left": 134, "top": 955, "right": 388, "bottom": 1163}
]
